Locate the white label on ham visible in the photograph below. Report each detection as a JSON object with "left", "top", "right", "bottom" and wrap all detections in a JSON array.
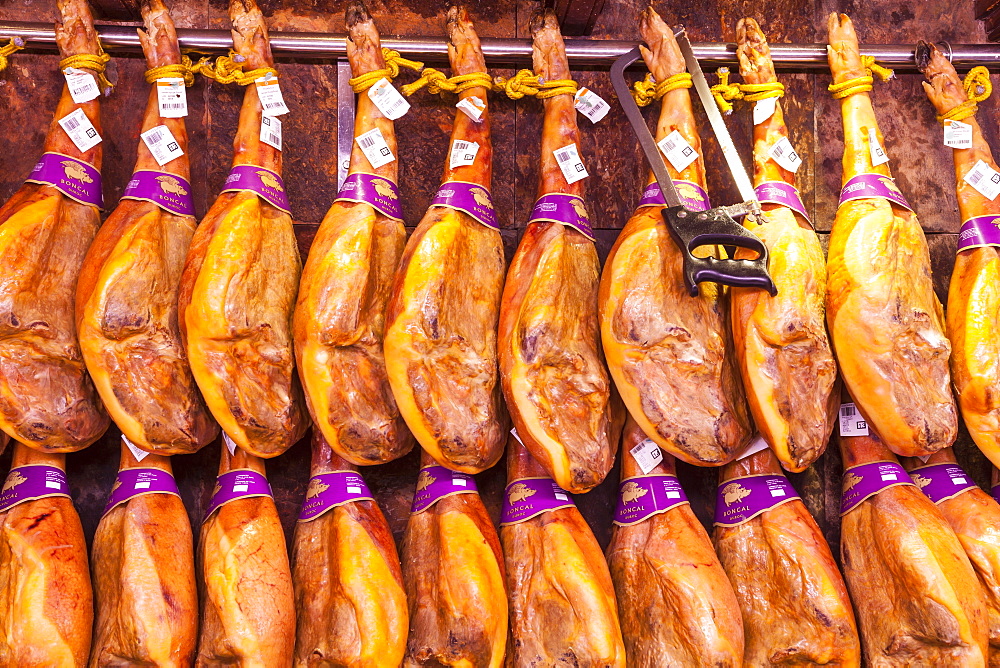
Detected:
[
  {"left": 223, "top": 432, "right": 238, "bottom": 456},
  {"left": 256, "top": 73, "right": 289, "bottom": 117},
  {"left": 574, "top": 87, "right": 610, "bottom": 123},
  {"left": 456, "top": 95, "right": 486, "bottom": 122},
  {"left": 944, "top": 119, "right": 973, "bottom": 149},
  {"left": 554, "top": 142, "right": 589, "bottom": 184},
  {"left": 839, "top": 402, "right": 870, "bottom": 436},
  {"left": 141, "top": 125, "right": 185, "bottom": 166},
  {"left": 965, "top": 159, "right": 1000, "bottom": 200},
  {"left": 630, "top": 438, "right": 663, "bottom": 475},
  {"left": 868, "top": 128, "right": 889, "bottom": 166},
  {"left": 58, "top": 108, "right": 102, "bottom": 152},
  {"left": 368, "top": 77, "right": 410, "bottom": 120},
  {"left": 769, "top": 136, "right": 802, "bottom": 172},
  {"left": 356, "top": 126, "right": 395, "bottom": 168},
  {"left": 449, "top": 139, "right": 480, "bottom": 169},
  {"left": 510, "top": 427, "right": 524, "bottom": 446},
  {"left": 734, "top": 434, "right": 770, "bottom": 461},
  {"left": 260, "top": 115, "right": 283, "bottom": 151},
  {"left": 122, "top": 435, "right": 150, "bottom": 462},
  {"left": 156, "top": 78, "right": 188, "bottom": 118},
  {"left": 753, "top": 97, "right": 777, "bottom": 125},
  {"left": 658, "top": 130, "right": 698, "bottom": 172},
  {"left": 64, "top": 68, "right": 101, "bottom": 103}
]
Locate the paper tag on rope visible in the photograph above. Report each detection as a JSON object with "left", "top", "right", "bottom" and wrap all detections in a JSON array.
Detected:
[
  {"left": 553, "top": 143, "right": 588, "bottom": 184},
  {"left": 64, "top": 68, "right": 100, "bottom": 103},
  {"left": 944, "top": 119, "right": 973, "bottom": 149},
  {"left": 58, "top": 108, "right": 102, "bottom": 152},
  {"left": 769, "top": 137, "right": 802, "bottom": 172},
  {"left": 574, "top": 87, "right": 610, "bottom": 123},
  {"left": 122, "top": 435, "right": 150, "bottom": 462},
  {"left": 630, "top": 438, "right": 663, "bottom": 475},
  {"left": 156, "top": 78, "right": 188, "bottom": 118},
  {"left": 368, "top": 77, "right": 410, "bottom": 120},
  {"left": 141, "top": 125, "right": 184, "bottom": 166},
  {"left": 356, "top": 127, "right": 395, "bottom": 168},
  {"left": 260, "top": 115, "right": 282, "bottom": 151},
  {"left": 735, "top": 434, "right": 770, "bottom": 460},
  {"left": 868, "top": 128, "right": 889, "bottom": 166},
  {"left": 839, "top": 403, "right": 869, "bottom": 437},
  {"left": 256, "top": 73, "right": 289, "bottom": 117},
  {"left": 965, "top": 159, "right": 1000, "bottom": 200},
  {"left": 658, "top": 130, "right": 698, "bottom": 172},
  {"left": 457, "top": 95, "right": 486, "bottom": 122},
  {"left": 753, "top": 97, "right": 777, "bottom": 125},
  {"left": 449, "top": 139, "right": 480, "bottom": 169}
]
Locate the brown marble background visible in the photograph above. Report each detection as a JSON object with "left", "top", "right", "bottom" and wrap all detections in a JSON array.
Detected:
[{"left": 0, "top": 0, "right": 994, "bottom": 562}]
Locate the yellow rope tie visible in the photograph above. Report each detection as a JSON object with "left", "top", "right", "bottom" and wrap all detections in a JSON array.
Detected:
[
  {"left": 828, "top": 55, "right": 894, "bottom": 99},
  {"left": 349, "top": 47, "right": 424, "bottom": 93},
  {"left": 144, "top": 56, "right": 196, "bottom": 87},
  {"left": 59, "top": 45, "right": 113, "bottom": 93},
  {"left": 631, "top": 72, "right": 692, "bottom": 107},
  {"left": 492, "top": 69, "right": 578, "bottom": 100},
  {"left": 400, "top": 68, "right": 495, "bottom": 96},
  {"left": 938, "top": 66, "right": 992, "bottom": 124},
  {"left": 708, "top": 68, "right": 786, "bottom": 114},
  {"left": 189, "top": 51, "right": 277, "bottom": 85},
  {"left": 0, "top": 37, "right": 25, "bottom": 73}
]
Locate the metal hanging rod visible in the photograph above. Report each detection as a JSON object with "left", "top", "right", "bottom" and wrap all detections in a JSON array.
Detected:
[{"left": 2, "top": 21, "right": 1000, "bottom": 70}]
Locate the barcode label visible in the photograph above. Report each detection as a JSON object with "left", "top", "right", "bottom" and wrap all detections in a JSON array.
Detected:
[
  {"left": 260, "top": 115, "right": 282, "bottom": 151},
  {"left": 449, "top": 139, "right": 480, "bottom": 169},
  {"left": 368, "top": 77, "right": 410, "bottom": 120},
  {"left": 58, "top": 108, "right": 102, "bottom": 151},
  {"left": 141, "top": 124, "right": 184, "bottom": 166},
  {"left": 356, "top": 126, "right": 395, "bottom": 168},
  {"left": 753, "top": 97, "right": 777, "bottom": 125},
  {"left": 839, "top": 402, "right": 869, "bottom": 436},
  {"left": 630, "top": 438, "right": 663, "bottom": 475},
  {"left": 657, "top": 130, "right": 698, "bottom": 172},
  {"left": 122, "top": 435, "right": 150, "bottom": 462},
  {"left": 944, "top": 119, "right": 973, "bottom": 149},
  {"left": 64, "top": 68, "right": 100, "bottom": 103},
  {"left": 554, "top": 142, "right": 589, "bottom": 184},
  {"left": 255, "top": 73, "right": 289, "bottom": 117},
  {"left": 964, "top": 159, "right": 1000, "bottom": 200},
  {"left": 574, "top": 87, "right": 610, "bottom": 123},
  {"left": 769, "top": 136, "right": 802, "bottom": 172},
  {"left": 156, "top": 77, "right": 188, "bottom": 118},
  {"left": 456, "top": 95, "right": 486, "bottom": 122},
  {"left": 868, "top": 128, "right": 889, "bottom": 166}
]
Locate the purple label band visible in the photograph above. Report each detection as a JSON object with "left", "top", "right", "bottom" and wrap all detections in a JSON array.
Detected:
[
  {"left": 909, "top": 463, "right": 978, "bottom": 505},
  {"left": 613, "top": 474, "right": 689, "bottom": 527},
  {"left": 838, "top": 173, "right": 913, "bottom": 212},
  {"left": 102, "top": 467, "right": 180, "bottom": 517},
  {"left": 637, "top": 180, "right": 711, "bottom": 212},
  {"left": 335, "top": 172, "right": 403, "bottom": 221},
  {"left": 714, "top": 474, "right": 801, "bottom": 527},
  {"left": 528, "top": 193, "right": 595, "bottom": 240},
  {"left": 755, "top": 181, "right": 810, "bottom": 222},
  {"left": 500, "top": 477, "right": 576, "bottom": 526},
  {"left": 957, "top": 215, "right": 1000, "bottom": 251},
  {"left": 411, "top": 465, "right": 478, "bottom": 514},
  {"left": 430, "top": 181, "right": 499, "bottom": 230},
  {"left": 25, "top": 152, "right": 103, "bottom": 209},
  {"left": 203, "top": 469, "right": 273, "bottom": 522},
  {"left": 222, "top": 164, "right": 291, "bottom": 214},
  {"left": 0, "top": 464, "right": 71, "bottom": 513},
  {"left": 993, "top": 483, "right": 1000, "bottom": 505},
  {"left": 840, "top": 461, "right": 915, "bottom": 516},
  {"left": 121, "top": 170, "right": 195, "bottom": 217},
  {"left": 298, "top": 471, "right": 375, "bottom": 522}
]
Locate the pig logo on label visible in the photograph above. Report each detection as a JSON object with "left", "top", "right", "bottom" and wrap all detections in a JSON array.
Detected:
[
  {"left": 211, "top": 481, "right": 221, "bottom": 496},
  {"left": 621, "top": 481, "right": 648, "bottom": 504},
  {"left": 111, "top": 479, "right": 122, "bottom": 494},
  {"left": 508, "top": 482, "right": 537, "bottom": 503},
  {"left": 722, "top": 482, "right": 752, "bottom": 506},
  {"left": 256, "top": 170, "right": 284, "bottom": 191},
  {"left": 62, "top": 160, "right": 93, "bottom": 183},
  {"left": 156, "top": 174, "right": 188, "bottom": 196},
  {"left": 912, "top": 473, "right": 933, "bottom": 490},
  {"left": 306, "top": 478, "right": 329, "bottom": 499},
  {"left": 677, "top": 182, "right": 705, "bottom": 203},
  {"left": 1, "top": 472, "right": 26, "bottom": 493},
  {"left": 843, "top": 471, "right": 863, "bottom": 492},
  {"left": 416, "top": 470, "right": 436, "bottom": 491},
  {"left": 877, "top": 176, "right": 902, "bottom": 194},
  {"left": 571, "top": 199, "right": 588, "bottom": 218},
  {"left": 471, "top": 186, "right": 491, "bottom": 207},
  {"left": 372, "top": 178, "right": 398, "bottom": 200}
]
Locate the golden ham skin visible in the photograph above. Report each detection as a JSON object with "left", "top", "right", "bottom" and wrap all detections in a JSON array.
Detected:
[
  {"left": 838, "top": 423, "right": 988, "bottom": 665},
  {"left": 291, "top": 430, "right": 408, "bottom": 667},
  {"left": 904, "top": 450, "right": 1000, "bottom": 666},
  {"left": 498, "top": 10, "right": 618, "bottom": 494},
  {"left": 598, "top": 6, "right": 751, "bottom": 468},
  {"left": 179, "top": 0, "right": 307, "bottom": 459},
  {"left": 293, "top": 0, "right": 413, "bottom": 467},
  {"left": 729, "top": 18, "right": 837, "bottom": 472},
  {"left": 197, "top": 442, "right": 296, "bottom": 666},
  {"left": 76, "top": 0, "right": 216, "bottom": 456},
  {"left": 0, "top": 443, "right": 93, "bottom": 666},
  {"left": 0, "top": 0, "right": 109, "bottom": 452},
  {"left": 90, "top": 441, "right": 197, "bottom": 667},
  {"left": 714, "top": 447, "right": 860, "bottom": 666},
  {"left": 606, "top": 417, "right": 744, "bottom": 666},
  {"left": 401, "top": 449, "right": 507, "bottom": 666},
  {"left": 825, "top": 13, "right": 957, "bottom": 457},
  {"left": 920, "top": 45, "right": 1000, "bottom": 470},
  {"left": 384, "top": 7, "right": 507, "bottom": 474}
]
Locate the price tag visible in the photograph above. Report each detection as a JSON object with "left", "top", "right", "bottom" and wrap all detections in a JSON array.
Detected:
[
  {"left": 449, "top": 139, "right": 480, "bottom": 169},
  {"left": 223, "top": 432, "right": 238, "bottom": 456},
  {"left": 553, "top": 142, "right": 589, "bottom": 184},
  {"left": 255, "top": 73, "right": 289, "bottom": 117},
  {"left": 658, "top": 130, "right": 698, "bottom": 172},
  {"left": 574, "top": 87, "right": 610, "bottom": 123},
  {"left": 964, "top": 159, "right": 1000, "bottom": 201},
  {"left": 753, "top": 97, "right": 777, "bottom": 125},
  {"left": 260, "top": 115, "right": 282, "bottom": 151},
  {"left": 356, "top": 127, "right": 395, "bottom": 168},
  {"left": 156, "top": 78, "right": 188, "bottom": 118},
  {"left": 141, "top": 125, "right": 184, "bottom": 166},
  {"left": 944, "top": 119, "right": 973, "bottom": 149},
  {"left": 630, "top": 438, "right": 663, "bottom": 475},
  {"left": 122, "top": 435, "right": 150, "bottom": 462},
  {"left": 839, "top": 402, "right": 869, "bottom": 437},
  {"left": 768, "top": 136, "right": 802, "bottom": 173},
  {"left": 868, "top": 128, "right": 889, "bottom": 166},
  {"left": 368, "top": 77, "right": 410, "bottom": 120},
  {"left": 456, "top": 95, "right": 486, "bottom": 122},
  {"left": 64, "top": 67, "right": 100, "bottom": 103},
  {"left": 58, "top": 108, "right": 102, "bottom": 152}
]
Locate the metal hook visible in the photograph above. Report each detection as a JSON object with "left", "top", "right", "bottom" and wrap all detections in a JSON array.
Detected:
[{"left": 938, "top": 40, "right": 954, "bottom": 63}]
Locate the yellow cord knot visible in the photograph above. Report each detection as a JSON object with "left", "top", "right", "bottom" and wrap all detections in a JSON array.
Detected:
[
  {"left": 189, "top": 51, "right": 276, "bottom": 85},
  {"left": 740, "top": 81, "right": 784, "bottom": 102},
  {"left": 0, "top": 37, "right": 25, "bottom": 73},
  {"left": 59, "top": 45, "right": 113, "bottom": 94},
  {"left": 401, "top": 68, "right": 495, "bottom": 96},
  {"left": 829, "top": 54, "right": 894, "bottom": 99},
  {"left": 493, "top": 69, "right": 578, "bottom": 100},
  {"left": 349, "top": 47, "right": 424, "bottom": 93},
  {"left": 938, "top": 66, "right": 992, "bottom": 124},
  {"left": 144, "top": 55, "right": 196, "bottom": 86},
  {"left": 631, "top": 72, "right": 692, "bottom": 106},
  {"left": 710, "top": 67, "right": 743, "bottom": 114}
]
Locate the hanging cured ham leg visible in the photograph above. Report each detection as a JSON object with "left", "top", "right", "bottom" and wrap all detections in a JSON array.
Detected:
[
  {"left": 180, "top": 0, "right": 306, "bottom": 459},
  {"left": 825, "top": 13, "right": 956, "bottom": 457},
  {"left": 606, "top": 418, "right": 744, "bottom": 666},
  {"left": 598, "top": 6, "right": 750, "bottom": 467},
  {"left": 729, "top": 18, "right": 837, "bottom": 472},
  {"left": 384, "top": 6, "right": 507, "bottom": 473},
  {"left": 0, "top": 443, "right": 92, "bottom": 666},
  {"left": 0, "top": 0, "right": 110, "bottom": 452},
  {"left": 294, "top": 0, "right": 413, "bottom": 466},
  {"left": 291, "top": 430, "right": 408, "bottom": 666},
  {"left": 499, "top": 9, "right": 619, "bottom": 493}
]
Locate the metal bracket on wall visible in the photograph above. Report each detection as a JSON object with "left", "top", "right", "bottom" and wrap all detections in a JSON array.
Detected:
[{"left": 336, "top": 59, "right": 354, "bottom": 190}]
